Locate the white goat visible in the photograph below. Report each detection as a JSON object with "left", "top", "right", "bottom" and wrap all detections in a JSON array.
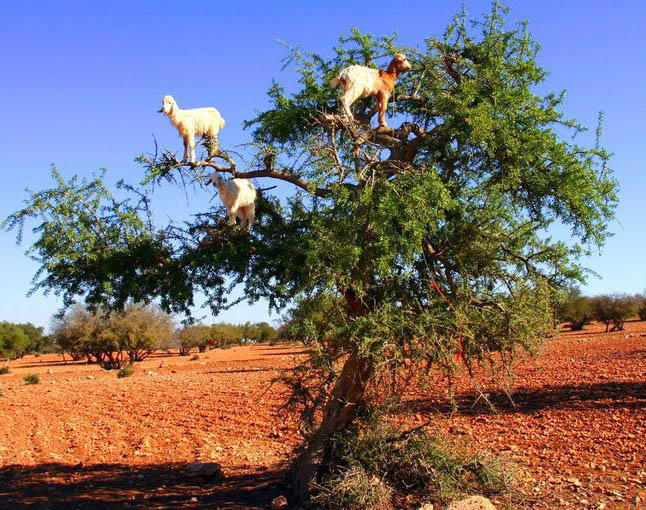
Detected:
[
  {"left": 207, "top": 173, "right": 257, "bottom": 231},
  {"left": 329, "top": 53, "right": 412, "bottom": 127},
  {"left": 158, "top": 95, "right": 225, "bottom": 163}
]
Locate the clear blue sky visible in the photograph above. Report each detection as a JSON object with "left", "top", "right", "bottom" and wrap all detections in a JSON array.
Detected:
[{"left": 1, "top": 1, "right": 644, "bottom": 331}]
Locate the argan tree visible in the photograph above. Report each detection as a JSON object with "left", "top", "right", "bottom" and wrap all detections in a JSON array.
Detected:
[
  {"left": 4, "top": 4, "right": 617, "bottom": 501},
  {"left": 556, "top": 287, "right": 592, "bottom": 330},
  {"left": 50, "top": 304, "right": 173, "bottom": 366}
]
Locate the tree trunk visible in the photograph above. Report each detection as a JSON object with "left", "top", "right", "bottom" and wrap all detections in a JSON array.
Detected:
[{"left": 289, "top": 351, "right": 373, "bottom": 503}]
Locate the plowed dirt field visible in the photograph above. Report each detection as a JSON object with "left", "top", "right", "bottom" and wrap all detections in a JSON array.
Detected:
[{"left": 1, "top": 321, "right": 645, "bottom": 509}]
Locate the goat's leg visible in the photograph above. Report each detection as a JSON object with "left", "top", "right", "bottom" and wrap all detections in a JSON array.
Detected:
[
  {"left": 182, "top": 136, "right": 190, "bottom": 162},
  {"left": 228, "top": 207, "right": 237, "bottom": 226},
  {"left": 377, "top": 92, "right": 388, "bottom": 128},
  {"left": 188, "top": 135, "right": 196, "bottom": 163},
  {"left": 209, "top": 134, "right": 219, "bottom": 156},
  {"left": 341, "top": 94, "right": 355, "bottom": 122},
  {"left": 246, "top": 205, "right": 255, "bottom": 231},
  {"left": 241, "top": 205, "right": 254, "bottom": 231}
]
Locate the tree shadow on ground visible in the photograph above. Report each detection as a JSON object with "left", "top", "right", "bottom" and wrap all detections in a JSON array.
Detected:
[
  {"left": 11, "top": 359, "right": 89, "bottom": 369},
  {"left": 207, "top": 368, "right": 275, "bottom": 375},
  {"left": 406, "top": 380, "right": 646, "bottom": 417},
  {"left": 255, "top": 350, "right": 306, "bottom": 357},
  {"left": 0, "top": 462, "right": 287, "bottom": 510}
]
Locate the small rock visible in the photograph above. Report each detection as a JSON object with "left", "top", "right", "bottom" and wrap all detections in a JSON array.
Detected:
[
  {"left": 634, "top": 496, "right": 641, "bottom": 505},
  {"left": 270, "top": 495, "right": 288, "bottom": 510},
  {"left": 87, "top": 375, "right": 95, "bottom": 379},
  {"left": 47, "top": 369, "right": 53, "bottom": 375},
  {"left": 579, "top": 499, "right": 589, "bottom": 506},
  {"left": 567, "top": 477, "right": 582, "bottom": 487},
  {"left": 418, "top": 504, "right": 434, "bottom": 510},
  {"left": 446, "top": 495, "right": 496, "bottom": 510},
  {"left": 596, "top": 504, "right": 605, "bottom": 510},
  {"left": 189, "top": 496, "right": 198, "bottom": 503},
  {"left": 146, "top": 371, "right": 157, "bottom": 376},
  {"left": 185, "top": 462, "right": 222, "bottom": 481}
]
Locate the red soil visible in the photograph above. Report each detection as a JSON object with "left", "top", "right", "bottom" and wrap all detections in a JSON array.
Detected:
[{"left": 1, "top": 322, "right": 645, "bottom": 509}]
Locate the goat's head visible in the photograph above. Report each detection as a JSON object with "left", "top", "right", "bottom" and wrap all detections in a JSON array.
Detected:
[
  {"left": 158, "top": 95, "right": 177, "bottom": 114},
  {"left": 207, "top": 173, "right": 225, "bottom": 188},
  {"left": 390, "top": 53, "right": 412, "bottom": 73}
]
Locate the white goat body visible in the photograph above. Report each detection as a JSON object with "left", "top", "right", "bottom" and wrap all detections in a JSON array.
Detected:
[
  {"left": 329, "top": 53, "right": 412, "bottom": 127},
  {"left": 159, "top": 95, "right": 225, "bottom": 163},
  {"left": 208, "top": 174, "right": 256, "bottom": 231},
  {"left": 330, "top": 65, "right": 382, "bottom": 109}
]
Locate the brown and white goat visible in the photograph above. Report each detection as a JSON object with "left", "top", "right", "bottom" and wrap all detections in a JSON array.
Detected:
[{"left": 329, "top": 53, "right": 412, "bottom": 127}]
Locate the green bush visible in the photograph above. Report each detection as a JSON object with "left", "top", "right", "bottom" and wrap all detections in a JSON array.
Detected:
[
  {"left": 0, "top": 365, "right": 9, "bottom": 375},
  {"left": 23, "top": 374, "right": 40, "bottom": 385},
  {"left": 312, "top": 464, "right": 392, "bottom": 510},
  {"left": 555, "top": 288, "right": 591, "bottom": 330},
  {"left": 117, "top": 364, "right": 134, "bottom": 378},
  {"left": 313, "top": 421, "right": 513, "bottom": 507},
  {"left": 590, "top": 294, "right": 636, "bottom": 332},
  {"left": 635, "top": 293, "right": 646, "bottom": 321},
  {"left": 51, "top": 304, "right": 174, "bottom": 366}
]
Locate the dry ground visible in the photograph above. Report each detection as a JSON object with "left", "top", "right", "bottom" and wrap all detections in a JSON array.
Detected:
[{"left": 0, "top": 321, "right": 645, "bottom": 509}]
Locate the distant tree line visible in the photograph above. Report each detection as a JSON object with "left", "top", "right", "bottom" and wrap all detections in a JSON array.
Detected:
[
  {"left": 44, "top": 304, "right": 283, "bottom": 368},
  {"left": 0, "top": 321, "right": 49, "bottom": 360},
  {"left": 177, "top": 321, "right": 280, "bottom": 355},
  {"left": 556, "top": 289, "right": 646, "bottom": 332}
]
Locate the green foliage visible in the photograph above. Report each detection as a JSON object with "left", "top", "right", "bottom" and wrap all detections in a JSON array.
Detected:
[
  {"left": 590, "top": 294, "right": 635, "bottom": 332},
  {"left": 315, "top": 421, "right": 512, "bottom": 507},
  {"left": 0, "top": 322, "right": 32, "bottom": 359},
  {"left": 177, "top": 321, "right": 279, "bottom": 353},
  {"left": 177, "top": 324, "right": 211, "bottom": 355},
  {"left": 0, "top": 365, "right": 10, "bottom": 375},
  {"left": 50, "top": 303, "right": 174, "bottom": 367},
  {"left": 23, "top": 374, "right": 40, "bottom": 385},
  {"left": 117, "top": 364, "right": 134, "bottom": 378},
  {"left": 106, "top": 304, "right": 174, "bottom": 362},
  {"left": 635, "top": 293, "right": 646, "bottom": 321},
  {"left": 556, "top": 287, "right": 592, "bottom": 330},
  {"left": 311, "top": 464, "right": 393, "bottom": 510}
]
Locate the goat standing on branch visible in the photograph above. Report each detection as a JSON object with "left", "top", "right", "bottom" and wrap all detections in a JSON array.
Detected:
[
  {"left": 207, "top": 173, "right": 257, "bottom": 231},
  {"left": 329, "top": 53, "right": 412, "bottom": 127},
  {"left": 158, "top": 95, "right": 225, "bottom": 163}
]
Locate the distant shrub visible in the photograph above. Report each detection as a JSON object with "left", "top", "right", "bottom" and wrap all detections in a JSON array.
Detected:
[
  {"left": 0, "top": 365, "right": 9, "bottom": 375},
  {"left": 555, "top": 288, "right": 591, "bottom": 330},
  {"left": 23, "top": 374, "right": 40, "bottom": 385},
  {"left": 635, "top": 293, "right": 646, "bottom": 321},
  {"left": 117, "top": 364, "right": 134, "bottom": 378},
  {"left": 590, "top": 294, "right": 635, "bottom": 332},
  {"left": 190, "top": 354, "right": 200, "bottom": 361}
]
